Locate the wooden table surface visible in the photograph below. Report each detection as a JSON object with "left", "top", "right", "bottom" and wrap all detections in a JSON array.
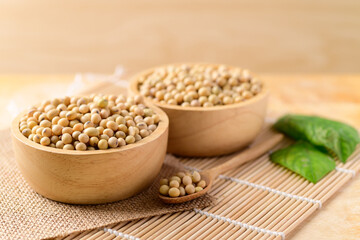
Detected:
[{"left": 2, "top": 74, "right": 360, "bottom": 240}]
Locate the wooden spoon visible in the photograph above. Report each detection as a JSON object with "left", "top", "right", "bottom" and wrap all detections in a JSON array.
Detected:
[{"left": 159, "top": 133, "right": 284, "bottom": 204}]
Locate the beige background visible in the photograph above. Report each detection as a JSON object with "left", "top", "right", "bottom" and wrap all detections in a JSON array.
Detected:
[{"left": 0, "top": 0, "right": 359, "bottom": 74}]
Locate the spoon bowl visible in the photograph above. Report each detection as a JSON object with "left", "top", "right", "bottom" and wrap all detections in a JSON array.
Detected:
[{"left": 159, "top": 172, "right": 213, "bottom": 204}]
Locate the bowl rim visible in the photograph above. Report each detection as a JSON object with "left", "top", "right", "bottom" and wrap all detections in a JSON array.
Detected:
[
  {"left": 11, "top": 103, "right": 169, "bottom": 156},
  {"left": 129, "top": 63, "right": 269, "bottom": 112}
]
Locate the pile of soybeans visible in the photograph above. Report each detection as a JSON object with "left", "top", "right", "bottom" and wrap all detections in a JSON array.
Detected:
[
  {"left": 19, "top": 94, "right": 160, "bottom": 151},
  {"left": 138, "top": 64, "right": 263, "bottom": 107}
]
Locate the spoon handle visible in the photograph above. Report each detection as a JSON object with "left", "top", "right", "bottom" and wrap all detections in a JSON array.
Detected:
[{"left": 206, "top": 133, "right": 283, "bottom": 177}]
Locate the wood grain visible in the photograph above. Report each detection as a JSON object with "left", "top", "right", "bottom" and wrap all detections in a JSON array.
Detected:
[
  {"left": 11, "top": 106, "right": 169, "bottom": 204},
  {"left": 2, "top": 74, "right": 360, "bottom": 238},
  {"left": 0, "top": 0, "right": 359, "bottom": 74}
]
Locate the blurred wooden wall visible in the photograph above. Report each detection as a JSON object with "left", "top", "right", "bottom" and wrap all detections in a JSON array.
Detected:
[{"left": 0, "top": 0, "right": 359, "bottom": 74}]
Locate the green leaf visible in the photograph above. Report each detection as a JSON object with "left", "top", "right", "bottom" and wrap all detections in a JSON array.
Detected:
[
  {"left": 274, "top": 114, "right": 360, "bottom": 163},
  {"left": 270, "top": 141, "right": 336, "bottom": 183}
]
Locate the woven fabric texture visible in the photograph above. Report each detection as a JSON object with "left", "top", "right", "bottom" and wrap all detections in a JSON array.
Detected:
[{"left": 0, "top": 129, "right": 215, "bottom": 240}]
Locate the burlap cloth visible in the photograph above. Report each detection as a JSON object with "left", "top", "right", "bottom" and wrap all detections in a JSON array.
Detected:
[{"left": 0, "top": 129, "right": 215, "bottom": 240}]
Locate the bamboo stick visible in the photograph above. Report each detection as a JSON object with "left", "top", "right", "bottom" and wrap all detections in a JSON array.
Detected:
[
  {"left": 70, "top": 229, "right": 99, "bottom": 240},
  {"left": 61, "top": 232, "right": 82, "bottom": 240}
]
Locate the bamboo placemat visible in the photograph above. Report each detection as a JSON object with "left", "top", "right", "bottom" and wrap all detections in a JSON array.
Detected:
[{"left": 58, "top": 124, "right": 360, "bottom": 240}]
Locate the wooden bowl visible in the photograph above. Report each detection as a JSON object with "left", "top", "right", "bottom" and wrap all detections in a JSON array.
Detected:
[
  {"left": 129, "top": 64, "right": 269, "bottom": 157},
  {"left": 11, "top": 105, "right": 169, "bottom": 204}
]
